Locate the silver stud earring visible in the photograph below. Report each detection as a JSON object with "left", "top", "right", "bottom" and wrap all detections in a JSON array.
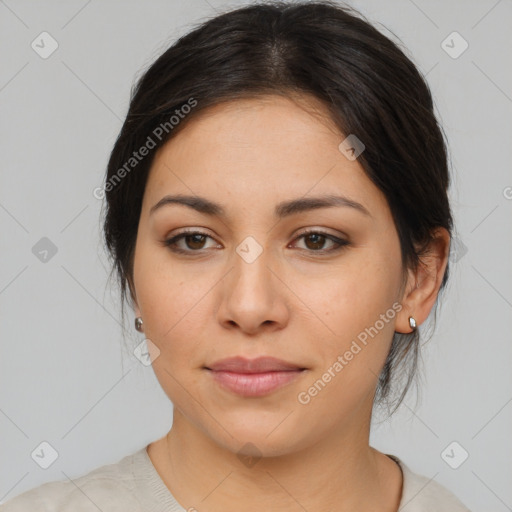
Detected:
[
  {"left": 408, "top": 316, "right": 417, "bottom": 332},
  {"left": 135, "top": 317, "right": 144, "bottom": 332}
]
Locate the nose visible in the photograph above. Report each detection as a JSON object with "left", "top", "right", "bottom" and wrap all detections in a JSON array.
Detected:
[{"left": 216, "top": 243, "right": 290, "bottom": 335}]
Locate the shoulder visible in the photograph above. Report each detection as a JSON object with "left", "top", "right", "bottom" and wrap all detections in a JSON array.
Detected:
[
  {"left": 0, "top": 448, "right": 147, "bottom": 512},
  {"left": 389, "top": 455, "right": 472, "bottom": 511}
]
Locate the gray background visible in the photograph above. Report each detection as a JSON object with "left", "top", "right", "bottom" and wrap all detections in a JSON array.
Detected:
[{"left": 1, "top": 0, "right": 511, "bottom": 509}]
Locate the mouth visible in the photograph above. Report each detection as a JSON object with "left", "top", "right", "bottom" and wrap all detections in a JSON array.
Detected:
[{"left": 204, "top": 356, "right": 307, "bottom": 397}]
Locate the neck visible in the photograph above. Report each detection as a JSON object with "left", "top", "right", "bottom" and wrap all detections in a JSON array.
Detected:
[{"left": 150, "top": 408, "right": 402, "bottom": 512}]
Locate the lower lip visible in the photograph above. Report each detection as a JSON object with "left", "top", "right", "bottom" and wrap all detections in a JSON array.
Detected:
[{"left": 207, "top": 370, "right": 304, "bottom": 397}]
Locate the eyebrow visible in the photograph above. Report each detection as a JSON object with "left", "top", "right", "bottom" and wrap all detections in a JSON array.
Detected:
[{"left": 149, "top": 193, "right": 371, "bottom": 219}]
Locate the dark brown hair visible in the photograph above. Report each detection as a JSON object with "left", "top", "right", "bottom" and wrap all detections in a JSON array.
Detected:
[{"left": 101, "top": 0, "right": 453, "bottom": 414}]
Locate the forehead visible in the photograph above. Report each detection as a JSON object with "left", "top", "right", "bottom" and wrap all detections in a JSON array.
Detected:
[
  {"left": 150, "top": 93, "right": 342, "bottom": 173},
  {"left": 142, "top": 94, "right": 388, "bottom": 222}
]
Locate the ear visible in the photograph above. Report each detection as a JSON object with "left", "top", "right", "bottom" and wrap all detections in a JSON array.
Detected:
[{"left": 395, "top": 228, "right": 450, "bottom": 334}]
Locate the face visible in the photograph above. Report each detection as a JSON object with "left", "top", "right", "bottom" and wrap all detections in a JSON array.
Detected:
[{"left": 131, "top": 94, "right": 409, "bottom": 457}]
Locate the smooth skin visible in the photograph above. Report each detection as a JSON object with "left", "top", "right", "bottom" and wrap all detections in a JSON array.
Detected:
[{"left": 130, "top": 93, "right": 450, "bottom": 512}]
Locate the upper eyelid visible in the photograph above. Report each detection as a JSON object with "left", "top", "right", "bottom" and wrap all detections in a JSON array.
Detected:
[
  {"left": 166, "top": 229, "right": 347, "bottom": 249},
  {"left": 167, "top": 227, "right": 345, "bottom": 242}
]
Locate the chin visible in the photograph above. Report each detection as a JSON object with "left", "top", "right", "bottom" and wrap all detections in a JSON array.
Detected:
[{"left": 207, "top": 416, "right": 311, "bottom": 460}]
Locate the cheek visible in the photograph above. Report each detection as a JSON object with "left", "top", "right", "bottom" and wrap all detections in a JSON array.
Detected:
[
  {"left": 291, "top": 252, "right": 401, "bottom": 387},
  {"left": 133, "top": 245, "right": 206, "bottom": 354},
  {"left": 295, "top": 252, "right": 400, "bottom": 334}
]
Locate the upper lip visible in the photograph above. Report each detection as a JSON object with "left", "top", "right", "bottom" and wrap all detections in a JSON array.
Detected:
[{"left": 205, "top": 356, "right": 305, "bottom": 373}]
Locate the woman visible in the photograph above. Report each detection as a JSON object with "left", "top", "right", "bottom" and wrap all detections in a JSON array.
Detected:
[{"left": 1, "top": 1, "right": 472, "bottom": 510}]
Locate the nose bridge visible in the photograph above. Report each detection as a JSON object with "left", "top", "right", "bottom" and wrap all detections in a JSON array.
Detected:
[
  {"left": 230, "top": 234, "right": 273, "bottom": 299},
  {"left": 218, "top": 234, "right": 288, "bottom": 332}
]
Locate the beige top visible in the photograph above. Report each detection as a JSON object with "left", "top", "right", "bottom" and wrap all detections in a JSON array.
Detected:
[{"left": 1, "top": 446, "right": 472, "bottom": 511}]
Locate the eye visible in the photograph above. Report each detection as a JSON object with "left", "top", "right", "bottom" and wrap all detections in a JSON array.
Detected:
[
  {"left": 163, "top": 230, "right": 220, "bottom": 254},
  {"left": 291, "top": 229, "right": 349, "bottom": 254},
  {"left": 162, "top": 229, "right": 350, "bottom": 255}
]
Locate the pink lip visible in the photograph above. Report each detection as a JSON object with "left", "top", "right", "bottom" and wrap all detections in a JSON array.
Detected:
[{"left": 205, "top": 357, "right": 306, "bottom": 397}]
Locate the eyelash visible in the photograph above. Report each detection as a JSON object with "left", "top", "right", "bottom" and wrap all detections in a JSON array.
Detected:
[{"left": 162, "top": 229, "right": 350, "bottom": 256}]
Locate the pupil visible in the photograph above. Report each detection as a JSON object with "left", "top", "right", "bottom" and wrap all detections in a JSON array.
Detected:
[
  {"left": 307, "top": 233, "right": 324, "bottom": 250},
  {"left": 189, "top": 234, "right": 205, "bottom": 249}
]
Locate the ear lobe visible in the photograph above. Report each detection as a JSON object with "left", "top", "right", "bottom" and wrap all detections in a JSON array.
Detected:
[{"left": 395, "top": 228, "right": 450, "bottom": 334}]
